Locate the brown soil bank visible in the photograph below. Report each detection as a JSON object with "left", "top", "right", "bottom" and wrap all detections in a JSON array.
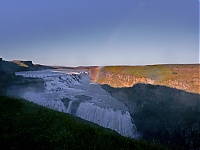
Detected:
[{"left": 89, "top": 64, "right": 200, "bottom": 94}]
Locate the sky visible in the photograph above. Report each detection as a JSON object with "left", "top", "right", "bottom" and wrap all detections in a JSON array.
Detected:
[{"left": 0, "top": 0, "right": 199, "bottom": 66}]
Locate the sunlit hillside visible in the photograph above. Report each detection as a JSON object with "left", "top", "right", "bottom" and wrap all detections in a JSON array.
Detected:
[{"left": 89, "top": 64, "right": 200, "bottom": 94}]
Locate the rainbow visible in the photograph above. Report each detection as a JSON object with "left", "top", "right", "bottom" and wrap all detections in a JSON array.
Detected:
[{"left": 89, "top": 66, "right": 103, "bottom": 82}]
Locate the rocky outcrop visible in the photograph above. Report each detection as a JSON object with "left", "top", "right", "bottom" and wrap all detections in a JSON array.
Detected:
[
  {"left": 0, "top": 60, "right": 28, "bottom": 74},
  {"left": 12, "top": 60, "right": 34, "bottom": 68},
  {"left": 0, "top": 59, "right": 45, "bottom": 95},
  {"left": 12, "top": 60, "right": 55, "bottom": 70},
  {"left": 89, "top": 65, "right": 200, "bottom": 94}
]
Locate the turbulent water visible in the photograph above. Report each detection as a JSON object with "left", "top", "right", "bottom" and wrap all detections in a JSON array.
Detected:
[{"left": 14, "top": 69, "right": 139, "bottom": 138}]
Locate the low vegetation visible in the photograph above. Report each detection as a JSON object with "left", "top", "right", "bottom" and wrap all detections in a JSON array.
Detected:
[{"left": 0, "top": 95, "right": 167, "bottom": 150}]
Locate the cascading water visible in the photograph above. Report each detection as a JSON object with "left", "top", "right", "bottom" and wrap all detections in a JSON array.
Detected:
[
  {"left": 14, "top": 69, "right": 139, "bottom": 138},
  {"left": 76, "top": 102, "right": 137, "bottom": 138}
]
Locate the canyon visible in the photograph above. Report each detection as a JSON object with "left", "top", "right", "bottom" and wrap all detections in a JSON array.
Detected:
[
  {"left": 0, "top": 59, "right": 199, "bottom": 149},
  {"left": 88, "top": 65, "right": 200, "bottom": 149}
]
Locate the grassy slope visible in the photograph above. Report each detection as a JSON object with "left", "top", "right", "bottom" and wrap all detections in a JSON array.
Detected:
[{"left": 0, "top": 96, "right": 167, "bottom": 150}]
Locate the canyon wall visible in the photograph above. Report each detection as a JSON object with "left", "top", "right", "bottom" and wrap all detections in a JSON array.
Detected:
[{"left": 89, "top": 64, "right": 200, "bottom": 94}]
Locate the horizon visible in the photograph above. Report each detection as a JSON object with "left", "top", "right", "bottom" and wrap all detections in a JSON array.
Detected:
[
  {"left": 0, "top": 0, "right": 199, "bottom": 66},
  {"left": 1, "top": 57, "right": 199, "bottom": 68}
]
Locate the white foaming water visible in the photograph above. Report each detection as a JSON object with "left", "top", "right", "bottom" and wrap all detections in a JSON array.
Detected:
[
  {"left": 15, "top": 69, "right": 139, "bottom": 138},
  {"left": 66, "top": 101, "right": 73, "bottom": 114},
  {"left": 76, "top": 102, "right": 137, "bottom": 138}
]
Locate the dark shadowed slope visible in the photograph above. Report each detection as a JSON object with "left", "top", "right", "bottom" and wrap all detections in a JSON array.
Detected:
[{"left": 102, "top": 84, "right": 200, "bottom": 150}]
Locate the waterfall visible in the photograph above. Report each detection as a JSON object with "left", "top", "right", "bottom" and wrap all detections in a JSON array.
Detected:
[
  {"left": 76, "top": 102, "right": 138, "bottom": 138},
  {"left": 66, "top": 101, "right": 73, "bottom": 113},
  {"left": 14, "top": 69, "right": 139, "bottom": 139}
]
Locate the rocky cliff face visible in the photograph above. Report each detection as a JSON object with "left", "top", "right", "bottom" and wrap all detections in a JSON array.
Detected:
[
  {"left": 0, "top": 59, "right": 45, "bottom": 95},
  {"left": 12, "top": 60, "right": 55, "bottom": 70},
  {"left": 12, "top": 60, "right": 34, "bottom": 68},
  {"left": 0, "top": 60, "right": 28, "bottom": 74},
  {"left": 102, "top": 83, "right": 200, "bottom": 149},
  {"left": 89, "top": 64, "right": 200, "bottom": 94}
]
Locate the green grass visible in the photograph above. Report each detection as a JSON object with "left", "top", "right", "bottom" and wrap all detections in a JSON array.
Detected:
[
  {"left": 102, "top": 65, "right": 172, "bottom": 80},
  {"left": 0, "top": 95, "right": 167, "bottom": 150}
]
